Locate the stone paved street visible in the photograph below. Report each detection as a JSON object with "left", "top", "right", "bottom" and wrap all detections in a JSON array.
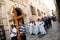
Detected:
[{"left": 26, "top": 21, "right": 60, "bottom": 40}]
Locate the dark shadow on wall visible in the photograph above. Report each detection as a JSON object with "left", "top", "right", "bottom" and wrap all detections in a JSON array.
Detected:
[
  {"left": 0, "top": 25, "right": 6, "bottom": 40},
  {"left": 56, "top": 0, "right": 60, "bottom": 22}
]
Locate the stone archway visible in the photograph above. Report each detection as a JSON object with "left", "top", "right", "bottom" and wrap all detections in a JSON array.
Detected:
[{"left": 12, "top": 7, "right": 24, "bottom": 24}]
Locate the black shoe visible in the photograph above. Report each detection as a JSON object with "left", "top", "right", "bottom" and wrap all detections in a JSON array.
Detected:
[
  {"left": 41, "top": 34, "right": 46, "bottom": 36},
  {"left": 38, "top": 32, "right": 40, "bottom": 35},
  {"left": 31, "top": 33, "right": 35, "bottom": 35}
]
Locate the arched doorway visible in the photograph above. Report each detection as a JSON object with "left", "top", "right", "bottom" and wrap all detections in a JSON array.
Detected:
[{"left": 14, "top": 8, "right": 24, "bottom": 24}]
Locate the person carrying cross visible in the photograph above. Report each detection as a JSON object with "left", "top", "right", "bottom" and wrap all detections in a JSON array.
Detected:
[{"left": 19, "top": 20, "right": 26, "bottom": 40}]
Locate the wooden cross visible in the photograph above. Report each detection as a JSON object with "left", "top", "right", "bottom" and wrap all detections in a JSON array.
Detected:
[{"left": 9, "top": 7, "right": 26, "bottom": 40}]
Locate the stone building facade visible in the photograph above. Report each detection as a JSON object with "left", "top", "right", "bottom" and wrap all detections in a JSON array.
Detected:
[{"left": 0, "top": 0, "right": 57, "bottom": 40}]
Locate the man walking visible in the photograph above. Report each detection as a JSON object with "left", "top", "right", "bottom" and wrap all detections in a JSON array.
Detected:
[
  {"left": 10, "top": 25, "right": 17, "bottom": 40},
  {"left": 19, "top": 21, "right": 26, "bottom": 40}
]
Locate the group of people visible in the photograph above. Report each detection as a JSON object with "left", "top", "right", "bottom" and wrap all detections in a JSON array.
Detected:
[
  {"left": 10, "top": 21, "right": 26, "bottom": 40},
  {"left": 10, "top": 16, "right": 56, "bottom": 40},
  {"left": 29, "top": 16, "right": 54, "bottom": 36},
  {"left": 29, "top": 18, "right": 46, "bottom": 35}
]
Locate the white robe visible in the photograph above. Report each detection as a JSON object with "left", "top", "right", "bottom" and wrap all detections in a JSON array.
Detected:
[
  {"left": 28, "top": 23, "right": 33, "bottom": 34},
  {"left": 37, "top": 21, "right": 40, "bottom": 33},
  {"left": 33, "top": 22, "right": 39, "bottom": 34},
  {"left": 39, "top": 21, "right": 46, "bottom": 34}
]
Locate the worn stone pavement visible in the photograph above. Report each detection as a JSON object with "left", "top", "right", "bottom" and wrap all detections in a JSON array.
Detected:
[{"left": 26, "top": 21, "right": 60, "bottom": 40}]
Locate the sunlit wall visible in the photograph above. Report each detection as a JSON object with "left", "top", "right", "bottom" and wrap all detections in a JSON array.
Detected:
[
  {"left": 43, "top": 0, "right": 56, "bottom": 11},
  {"left": 43, "top": 0, "right": 56, "bottom": 16}
]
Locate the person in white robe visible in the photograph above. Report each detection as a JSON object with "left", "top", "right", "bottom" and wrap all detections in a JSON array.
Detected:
[
  {"left": 33, "top": 21, "right": 39, "bottom": 35},
  {"left": 28, "top": 21, "right": 33, "bottom": 35},
  {"left": 39, "top": 20, "right": 46, "bottom": 35},
  {"left": 37, "top": 19, "right": 41, "bottom": 33}
]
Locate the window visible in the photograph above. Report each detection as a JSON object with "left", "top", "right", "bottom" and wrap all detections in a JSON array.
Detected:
[
  {"left": 30, "top": 6, "right": 36, "bottom": 15},
  {"left": 37, "top": 9, "right": 41, "bottom": 16}
]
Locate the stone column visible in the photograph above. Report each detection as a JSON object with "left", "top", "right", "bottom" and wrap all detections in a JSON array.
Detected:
[{"left": 1, "top": 1, "right": 11, "bottom": 40}]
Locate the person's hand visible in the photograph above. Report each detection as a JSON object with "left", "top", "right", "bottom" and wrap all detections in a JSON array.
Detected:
[
  {"left": 20, "top": 32, "right": 23, "bottom": 35},
  {"left": 17, "top": 34, "right": 20, "bottom": 40}
]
